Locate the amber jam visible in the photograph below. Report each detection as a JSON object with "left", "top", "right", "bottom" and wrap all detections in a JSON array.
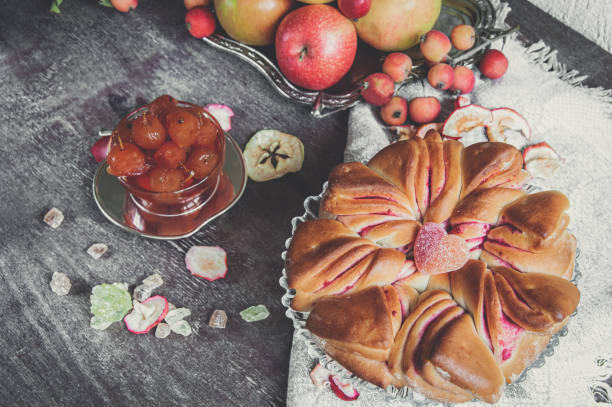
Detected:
[{"left": 106, "top": 95, "right": 228, "bottom": 236}]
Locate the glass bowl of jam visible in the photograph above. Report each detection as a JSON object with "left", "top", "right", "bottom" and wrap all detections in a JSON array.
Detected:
[{"left": 105, "top": 95, "right": 228, "bottom": 237}]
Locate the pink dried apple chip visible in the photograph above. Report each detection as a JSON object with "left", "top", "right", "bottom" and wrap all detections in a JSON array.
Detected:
[
  {"left": 329, "top": 375, "right": 360, "bottom": 401},
  {"left": 185, "top": 246, "right": 228, "bottom": 281},
  {"left": 414, "top": 222, "right": 469, "bottom": 274},
  {"left": 124, "top": 295, "right": 169, "bottom": 334},
  {"left": 204, "top": 104, "right": 234, "bottom": 132}
]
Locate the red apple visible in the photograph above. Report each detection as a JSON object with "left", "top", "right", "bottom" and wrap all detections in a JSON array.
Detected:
[
  {"left": 380, "top": 96, "right": 407, "bottom": 125},
  {"left": 451, "top": 65, "right": 475, "bottom": 94},
  {"left": 276, "top": 5, "right": 357, "bottom": 90},
  {"left": 408, "top": 97, "right": 441, "bottom": 123},
  {"left": 382, "top": 53, "right": 412, "bottom": 83},
  {"left": 184, "top": 0, "right": 210, "bottom": 9},
  {"left": 111, "top": 0, "right": 138, "bottom": 12},
  {"left": 479, "top": 49, "right": 508, "bottom": 79},
  {"left": 361, "top": 73, "right": 394, "bottom": 106},
  {"left": 420, "top": 30, "right": 451, "bottom": 63},
  {"left": 427, "top": 63, "right": 454, "bottom": 90},
  {"left": 185, "top": 7, "right": 216, "bottom": 38},
  {"left": 338, "top": 0, "right": 371, "bottom": 20}
]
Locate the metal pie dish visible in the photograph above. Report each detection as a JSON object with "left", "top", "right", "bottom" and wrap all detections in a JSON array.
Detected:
[
  {"left": 92, "top": 131, "right": 247, "bottom": 240},
  {"left": 279, "top": 182, "right": 582, "bottom": 403},
  {"left": 203, "top": 0, "right": 501, "bottom": 117}
]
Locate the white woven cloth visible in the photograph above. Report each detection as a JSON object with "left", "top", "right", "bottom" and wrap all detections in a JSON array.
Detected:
[
  {"left": 286, "top": 3, "right": 612, "bottom": 406},
  {"left": 527, "top": 0, "right": 612, "bottom": 54}
]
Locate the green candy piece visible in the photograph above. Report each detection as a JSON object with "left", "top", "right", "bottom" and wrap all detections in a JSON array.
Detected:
[
  {"left": 240, "top": 304, "right": 270, "bottom": 322},
  {"left": 90, "top": 283, "right": 132, "bottom": 329},
  {"left": 90, "top": 316, "right": 113, "bottom": 331}
]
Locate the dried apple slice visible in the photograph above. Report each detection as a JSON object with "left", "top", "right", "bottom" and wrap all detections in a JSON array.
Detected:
[
  {"left": 185, "top": 246, "right": 228, "bottom": 281},
  {"left": 388, "top": 124, "right": 418, "bottom": 141},
  {"left": 442, "top": 105, "right": 492, "bottom": 140},
  {"left": 523, "top": 142, "right": 561, "bottom": 178},
  {"left": 309, "top": 363, "right": 331, "bottom": 387},
  {"left": 244, "top": 130, "right": 304, "bottom": 182},
  {"left": 523, "top": 142, "right": 559, "bottom": 162},
  {"left": 525, "top": 158, "right": 561, "bottom": 178},
  {"left": 204, "top": 104, "right": 234, "bottom": 132},
  {"left": 486, "top": 108, "right": 531, "bottom": 150},
  {"left": 415, "top": 122, "right": 443, "bottom": 139},
  {"left": 124, "top": 296, "right": 169, "bottom": 334},
  {"left": 329, "top": 375, "right": 360, "bottom": 401},
  {"left": 454, "top": 95, "right": 472, "bottom": 109},
  {"left": 90, "top": 135, "right": 112, "bottom": 163}
]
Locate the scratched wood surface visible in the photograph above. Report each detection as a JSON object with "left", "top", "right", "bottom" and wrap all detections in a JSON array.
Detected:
[{"left": 0, "top": 1, "right": 610, "bottom": 406}]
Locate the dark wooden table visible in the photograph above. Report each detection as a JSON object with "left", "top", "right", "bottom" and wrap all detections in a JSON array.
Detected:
[{"left": 1, "top": 1, "right": 610, "bottom": 406}]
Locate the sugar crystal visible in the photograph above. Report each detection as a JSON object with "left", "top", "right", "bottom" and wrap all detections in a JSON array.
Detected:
[
  {"left": 43, "top": 207, "right": 64, "bottom": 229},
  {"left": 133, "top": 284, "right": 153, "bottom": 302},
  {"left": 165, "top": 308, "right": 191, "bottom": 325},
  {"left": 155, "top": 322, "right": 171, "bottom": 339},
  {"left": 170, "top": 320, "right": 192, "bottom": 336},
  {"left": 142, "top": 273, "right": 163, "bottom": 289},
  {"left": 50, "top": 272, "right": 71, "bottom": 296},
  {"left": 87, "top": 243, "right": 108, "bottom": 259},
  {"left": 240, "top": 304, "right": 269, "bottom": 322},
  {"left": 208, "top": 309, "right": 227, "bottom": 329}
]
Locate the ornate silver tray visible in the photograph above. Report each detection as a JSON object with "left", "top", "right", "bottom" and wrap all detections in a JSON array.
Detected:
[
  {"left": 279, "top": 182, "right": 582, "bottom": 404},
  {"left": 203, "top": 0, "right": 514, "bottom": 118}
]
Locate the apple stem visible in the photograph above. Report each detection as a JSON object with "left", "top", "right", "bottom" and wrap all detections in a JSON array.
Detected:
[
  {"left": 298, "top": 47, "right": 307, "bottom": 62},
  {"left": 182, "top": 170, "right": 195, "bottom": 185},
  {"left": 117, "top": 135, "right": 124, "bottom": 151}
]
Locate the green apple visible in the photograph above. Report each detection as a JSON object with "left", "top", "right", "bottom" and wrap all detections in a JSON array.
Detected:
[
  {"left": 354, "top": 0, "right": 441, "bottom": 51},
  {"left": 213, "top": 0, "right": 296, "bottom": 46}
]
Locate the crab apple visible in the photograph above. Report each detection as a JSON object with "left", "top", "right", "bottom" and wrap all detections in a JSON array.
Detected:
[
  {"left": 185, "top": 7, "right": 216, "bottom": 38},
  {"left": 382, "top": 53, "right": 412, "bottom": 83},
  {"left": 106, "top": 142, "right": 147, "bottom": 176},
  {"left": 420, "top": 30, "right": 451, "bottom": 63},
  {"left": 451, "top": 65, "right": 475, "bottom": 94},
  {"left": 132, "top": 113, "right": 166, "bottom": 150},
  {"left": 154, "top": 141, "right": 186, "bottom": 168},
  {"left": 110, "top": 0, "right": 138, "bottom": 12},
  {"left": 338, "top": 0, "right": 371, "bottom": 20},
  {"left": 184, "top": 0, "right": 210, "bottom": 9},
  {"left": 166, "top": 110, "right": 198, "bottom": 148},
  {"left": 408, "top": 97, "right": 441, "bottom": 124},
  {"left": 380, "top": 96, "right": 407, "bottom": 126},
  {"left": 479, "top": 49, "right": 508, "bottom": 79},
  {"left": 148, "top": 167, "right": 185, "bottom": 192},
  {"left": 427, "top": 63, "right": 454, "bottom": 90},
  {"left": 186, "top": 147, "right": 221, "bottom": 179},
  {"left": 450, "top": 24, "right": 476, "bottom": 51},
  {"left": 361, "top": 73, "right": 394, "bottom": 106}
]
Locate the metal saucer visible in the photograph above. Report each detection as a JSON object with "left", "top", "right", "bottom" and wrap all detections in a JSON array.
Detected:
[{"left": 92, "top": 131, "right": 247, "bottom": 240}]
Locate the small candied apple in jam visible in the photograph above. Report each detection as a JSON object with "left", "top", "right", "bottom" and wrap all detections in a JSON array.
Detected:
[
  {"left": 186, "top": 147, "right": 220, "bottom": 179},
  {"left": 194, "top": 118, "right": 219, "bottom": 147},
  {"left": 107, "top": 142, "right": 147, "bottom": 176},
  {"left": 132, "top": 113, "right": 167, "bottom": 150},
  {"left": 149, "top": 94, "right": 178, "bottom": 119},
  {"left": 148, "top": 167, "right": 185, "bottom": 192},
  {"left": 154, "top": 141, "right": 186, "bottom": 168},
  {"left": 166, "top": 110, "right": 198, "bottom": 148}
]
